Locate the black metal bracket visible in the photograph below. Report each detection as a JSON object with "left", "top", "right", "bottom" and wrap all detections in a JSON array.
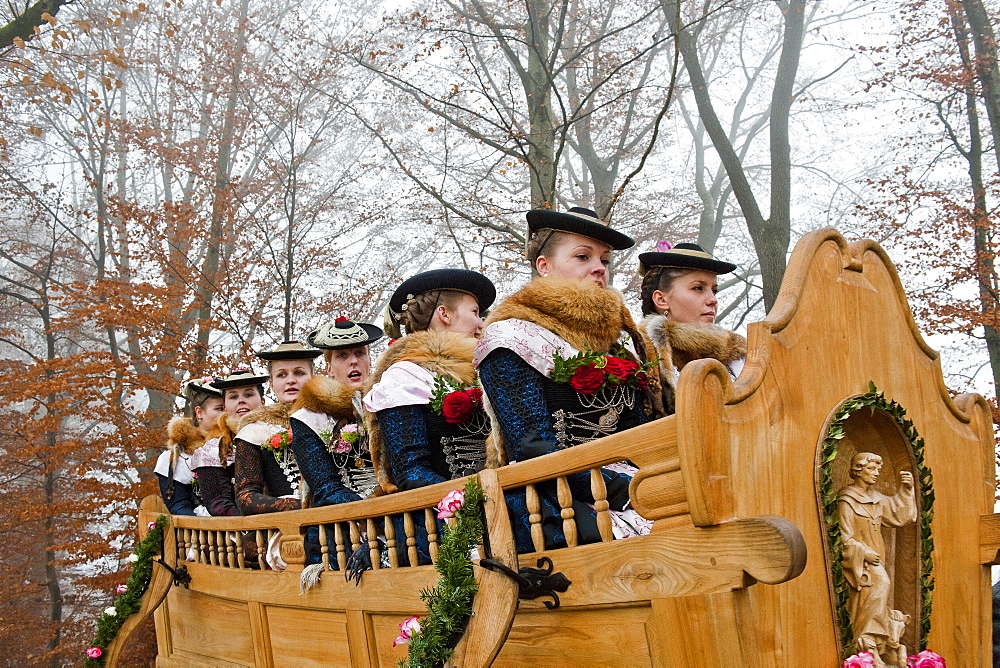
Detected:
[
  {"left": 479, "top": 556, "right": 571, "bottom": 609},
  {"left": 155, "top": 559, "right": 191, "bottom": 589}
]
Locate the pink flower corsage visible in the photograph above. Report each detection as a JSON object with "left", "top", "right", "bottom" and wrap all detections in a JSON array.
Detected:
[
  {"left": 842, "top": 652, "right": 874, "bottom": 668},
  {"left": 436, "top": 489, "right": 465, "bottom": 519},
  {"left": 907, "top": 650, "right": 946, "bottom": 667},
  {"left": 393, "top": 615, "right": 421, "bottom": 646},
  {"left": 86, "top": 647, "right": 103, "bottom": 659}
]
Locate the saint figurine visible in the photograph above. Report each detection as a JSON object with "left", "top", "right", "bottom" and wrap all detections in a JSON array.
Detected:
[{"left": 837, "top": 452, "right": 917, "bottom": 667}]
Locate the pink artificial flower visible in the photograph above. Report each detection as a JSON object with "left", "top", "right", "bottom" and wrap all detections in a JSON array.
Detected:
[
  {"left": 393, "top": 615, "right": 421, "bottom": 646},
  {"left": 843, "top": 652, "right": 875, "bottom": 668},
  {"left": 147, "top": 521, "right": 157, "bottom": 531},
  {"left": 655, "top": 240, "right": 673, "bottom": 252},
  {"left": 334, "top": 439, "right": 352, "bottom": 454},
  {"left": 191, "top": 471, "right": 198, "bottom": 479},
  {"left": 86, "top": 647, "right": 103, "bottom": 659},
  {"left": 907, "top": 650, "right": 946, "bottom": 667},
  {"left": 341, "top": 423, "right": 358, "bottom": 434},
  {"left": 436, "top": 489, "right": 465, "bottom": 519},
  {"left": 115, "top": 584, "right": 128, "bottom": 594}
]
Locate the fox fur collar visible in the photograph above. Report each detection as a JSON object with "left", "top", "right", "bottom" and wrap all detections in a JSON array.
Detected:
[
  {"left": 167, "top": 416, "right": 206, "bottom": 456},
  {"left": 641, "top": 314, "right": 746, "bottom": 414},
  {"left": 364, "top": 330, "right": 479, "bottom": 494},
  {"left": 291, "top": 375, "right": 356, "bottom": 419},
  {"left": 237, "top": 402, "right": 293, "bottom": 431},
  {"left": 483, "top": 276, "right": 643, "bottom": 355},
  {"left": 204, "top": 413, "right": 240, "bottom": 465}
]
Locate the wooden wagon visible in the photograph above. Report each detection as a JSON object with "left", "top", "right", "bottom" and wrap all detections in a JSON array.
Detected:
[{"left": 108, "top": 229, "right": 997, "bottom": 666}]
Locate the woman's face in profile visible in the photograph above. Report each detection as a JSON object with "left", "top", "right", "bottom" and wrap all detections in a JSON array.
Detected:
[{"left": 536, "top": 233, "right": 612, "bottom": 288}]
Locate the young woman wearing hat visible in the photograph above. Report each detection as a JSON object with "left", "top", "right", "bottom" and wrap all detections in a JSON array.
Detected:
[
  {"left": 154, "top": 378, "right": 225, "bottom": 516},
  {"left": 363, "top": 268, "right": 496, "bottom": 493},
  {"left": 287, "top": 318, "right": 384, "bottom": 507},
  {"left": 637, "top": 242, "right": 746, "bottom": 415},
  {"left": 473, "top": 206, "right": 654, "bottom": 552},
  {"left": 189, "top": 368, "right": 267, "bottom": 516},
  {"left": 233, "top": 341, "right": 321, "bottom": 515}
]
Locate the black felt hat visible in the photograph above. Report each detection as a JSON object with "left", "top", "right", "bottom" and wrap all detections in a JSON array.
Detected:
[
  {"left": 526, "top": 206, "right": 634, "bottom": 251},
  {"left": 388, "top": 269, "right": 496, "bottom": 316},
  {"left": 638, "top": 242, "right": 737, "bottom": 276},
  {"left": 211, "top": 367, "right": 270, "bottom": 390},
  {"left": 254, "top": 339, "right": 323, "bottom": 362},
  {"left": 185, "top": 376, "right": 223, "bottom": 398},
  {"left": 307, "top": 317, "right": 384, "bottom": 350}
]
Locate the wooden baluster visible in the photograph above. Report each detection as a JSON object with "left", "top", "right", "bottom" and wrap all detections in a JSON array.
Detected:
[
  {"left": 234, "top": 531, "right": 246, "bottom": 569},
  {"left": 404, "top": 512, "right": 418, "bottom": 567},
  {"left": 208, "top": 531, "right": 218, "bottom": 566},
  {"left": 177, "top": 529, "right": 186, "bottom": 562},
  {"left": 256, "top": 530, "right": 266, "bottom": 570},
  {"left": 526, "top": 483, "right": 545, "bottom": 552},
  {"left": 425, "top": 508, "right": 439, "bottom": 563},
  {"left": 197, "top": 530, "right": 206, "bottom": 563},
  {"left": 556, "top": 476, "right": 577, "bottom": 548},
  {"left": 367, "top": 517, "right": 381, "bottom": 570},
  {"left": 334, "top": 523, "right": 347, "bottom": 572},
  {"left": 225, "top": 531, "right": 236, "bottom": 568},
  {"left": 319, "top": 522, "right": 331, "bottom": 571},
  {"left": 349, "top": 521, "right": 361, "bottom": 554},
  {"left": 385, "top": 515, "right": 399, "bottom": 568},
  {"left": 590, "top": 467, "right": 613, "bottom": 542}
]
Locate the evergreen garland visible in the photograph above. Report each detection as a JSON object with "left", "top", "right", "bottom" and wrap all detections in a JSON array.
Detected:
[
  {"left": 85, "top": 515, "right": 168, "bottom": 666},
  {"left": 820, "top": 382, "right": 934, "bottom": 659},
  {"left": 401, "top": 478, "right": 486, "bottom": 668}
]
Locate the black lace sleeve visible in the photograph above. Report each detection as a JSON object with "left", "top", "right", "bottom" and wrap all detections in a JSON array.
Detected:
[
  {"left": 377, "top": 404, "right": 447, "bottom": 491},
  {"left": 234, "top": 439, "right": 301, "bottom": 515}
]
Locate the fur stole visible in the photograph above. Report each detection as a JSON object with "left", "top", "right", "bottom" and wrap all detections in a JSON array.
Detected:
[
  {"left": 237, "top": 402, "right": 293, "bottom": 432},
  {"left": 364, "top": 330, "right": 479, "bottom": 494},
  {"left": 641, "top": 314, "right": 746, "bottom": 414},
  {"left": 291, "top": 375, "right": 357, "bottom": 419},
  {"left": 483, "top": 276, "right": 641, "bottom": 355},
  {"left": 167, "top": 416, "right": 206, "bottom": 456},
  {"left": 205, "top": 414, "right": 240, "bottom": 465}
]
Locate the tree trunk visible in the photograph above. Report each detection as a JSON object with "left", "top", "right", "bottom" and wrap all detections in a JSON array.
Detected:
[
  {"left": 950, "top": 0, "right": 1000, "bottom": 404},
  {"left": 524, "top": 0, "right": 556, "bottom": 208}
]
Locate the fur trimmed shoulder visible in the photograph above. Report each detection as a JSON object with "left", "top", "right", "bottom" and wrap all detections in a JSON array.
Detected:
[
  {"left": 366, "top": 330, "right": 477, "bottom": 391},
  {"left": 292, "top": 375, "right": 355, "bottom": 418},
  {"left": 237, "top": 402, "right": 293, "bottom": 431},
  {"left": 642, "top": 315, "right": 746, "bottom": 368},
  {"left": 167, "top": 416, "right": 206, "bottom": 455},
  {"left": 484, "top": 277, "right": 631, "bottom": 353},
  {"left": 205, "top": 414, "right": 238, "bottom": 440}
]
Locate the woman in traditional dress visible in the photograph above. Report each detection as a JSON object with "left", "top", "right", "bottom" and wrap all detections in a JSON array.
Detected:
[
  {"left": 233, "top": 340, "right": 321, "bottom": 515},
  {"left": 637, "top": 242, "right": 746, "bottom": 415},
  {"left": 363, "top": 269, "right": 496, "bottom": 493},
  {"left": 154, "top": 378, "right": 224, "bottom": 516},
  {"left": 288, "top": 317, "right": 384, "bottom": 506},
  {"left": 473, "top": 207, "right": 653, "bottom": 552},
  {"left": 190, "top": 368, "right": 267, "bottom": 516}
]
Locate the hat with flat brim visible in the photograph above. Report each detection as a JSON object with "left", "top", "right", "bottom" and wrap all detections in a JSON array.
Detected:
[
  {"left": 211, "top": 367, "right": 270, "bottom": 390},
  {"left": 388, "top": 269, "right": 497, "bottom": 317},
  {"left": 638, "top": 242, "right": 736, "bottom": 276},
  {"left": 526, "top": 206, "right": 634, "bottom": 251},
  {"left": 307, "top": 318, "right": 384, "bottom": 350},
  {"left": 186, "top": 376, "right": 223, "bottom": 398},
  {"left": 255, "top": 339, "right": 323, "bottom": 362}
]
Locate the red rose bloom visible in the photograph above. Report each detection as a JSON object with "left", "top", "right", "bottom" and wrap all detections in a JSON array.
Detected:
[
  {"left": 634, "top": 370, "right": 648, "bottom": 389},
  {"left": 442, "top": 390, "right": 475, "bottom": 423},
  {"left": 569, "top": 363, "right": 605, "bottom": 394},
  {"left": 603, "top": 356, "right": 639, "bottom": 382},
  {"left": 466, "top": 387, "right": 483, "bottom": 406}
]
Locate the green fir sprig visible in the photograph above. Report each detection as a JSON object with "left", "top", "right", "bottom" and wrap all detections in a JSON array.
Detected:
[
  {"left": 85, "top": 514, "right": 168, "bottom": 666},
  {"left": 429, "top": 376, "right": 467, "bottom": 414},
  {"left": 401, "top": 478, "right": 487, "bottom": 668},
  {"left": 821, "top": 382, "right": 934, "bottom": 659}
]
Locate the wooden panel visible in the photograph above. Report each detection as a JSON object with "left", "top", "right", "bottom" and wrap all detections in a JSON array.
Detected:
[
  {"left": 164, "top": 588, "right": 255, "bottom": 666},
  {"left": 493, "top": 605, "right": 654, "bottom": 667},
  {"left": 266, "top": 606, "right": 352, "bottom": 667},
  {"left": 368, "top": 613, "right": 419, "bottom": 667}
]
